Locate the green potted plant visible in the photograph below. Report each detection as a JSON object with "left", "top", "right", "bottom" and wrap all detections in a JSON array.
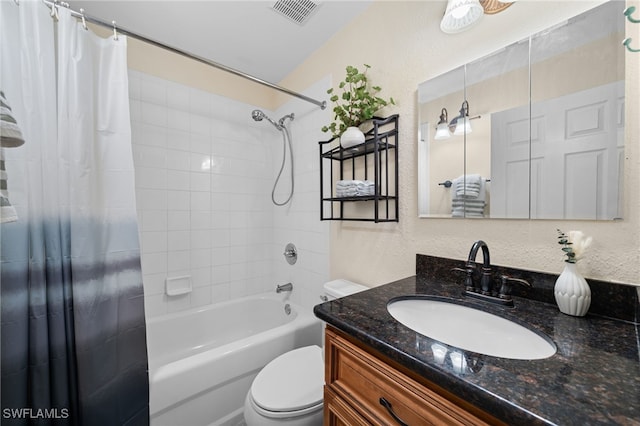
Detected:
[{"left": 322, "top": 64, "right": 395, "bottom": 148}]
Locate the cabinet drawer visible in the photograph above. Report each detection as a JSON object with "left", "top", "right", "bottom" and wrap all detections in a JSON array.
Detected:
[
  {"left": 326, "top": 328, "right": 491, "bottom": 426},
  {"left": 324, "top": 386, "right": 371, "bottom": 426}
]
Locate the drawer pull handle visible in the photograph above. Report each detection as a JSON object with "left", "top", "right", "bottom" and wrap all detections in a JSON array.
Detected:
[{"left": 379, "top": 397, "right": 409, "bottom": 426}]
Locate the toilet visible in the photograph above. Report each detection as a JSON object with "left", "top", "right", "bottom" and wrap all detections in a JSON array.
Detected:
[{"left": 243, "top": 279, "right": 368, "bottom": 426}]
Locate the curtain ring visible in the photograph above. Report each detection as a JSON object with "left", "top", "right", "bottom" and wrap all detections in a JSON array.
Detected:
[
  {"left": 112, "top": 20, "right": 118, "bottom": 40},
  {"left": 80, "top": 8, "right": 88, "bottom": 30},
  {"left": 50, "top": 1, "right": 59, "bottom": 20}
]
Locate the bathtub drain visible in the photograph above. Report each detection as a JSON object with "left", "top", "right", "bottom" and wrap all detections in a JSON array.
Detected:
[{"left": 284, "top": 304, "right": 291, "bottom": 315}]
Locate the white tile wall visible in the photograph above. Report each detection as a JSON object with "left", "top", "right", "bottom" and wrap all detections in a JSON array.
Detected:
[{"left": 130, "top": 70, "right": 330, "bottom": 317}]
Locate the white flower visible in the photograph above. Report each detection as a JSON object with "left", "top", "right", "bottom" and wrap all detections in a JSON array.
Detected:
[{"left": 568, "top": 230, "right": 592, "bottom": 261}]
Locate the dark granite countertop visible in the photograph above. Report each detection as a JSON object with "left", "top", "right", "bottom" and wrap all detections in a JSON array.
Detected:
[{"left": 314, "top": 256, "right": 640, "bottom": 425}]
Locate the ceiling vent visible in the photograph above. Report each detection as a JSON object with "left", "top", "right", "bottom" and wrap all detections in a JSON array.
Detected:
[{"left": 271, "top": 0, "right": 321, "bottom": 26}]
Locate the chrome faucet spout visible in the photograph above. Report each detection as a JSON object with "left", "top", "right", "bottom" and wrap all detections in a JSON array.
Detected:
[{"left": 276, "top": 282, "right": 293, "bottom": 293}]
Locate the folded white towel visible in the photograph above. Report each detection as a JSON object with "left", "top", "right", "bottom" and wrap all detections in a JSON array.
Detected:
[
  {"left": 452, "top": 198, "right": 485, "bottom": 206},
  {"left": 452, "top": 210, "right": 484, "bottom": 217},
  {"left": 452, "top": 174, "right": 486, "bottom": 200},
  {"left": 465, "top": 174, "right": 482, "bottom": 185},
  {"left": 455, "top": 185, "right": 480, "bottom": 198},
  {"left": 336, "top": 180, "right": 375, "bottom": 197},
  {"left": 451, "top": 188, "right": 486, "bottom": 216},
  {"left": 452, "top": 208, "right": 485, "bottom": 214},
  {"left": 452, "top": 209, "right": 484, "bottom": 217},
  {"left": 336, "top": 180, "right": 358, "bottom": 187},
  {"left": 357, "top": 181, "right": 374, "bottom": 196},
  {"left": 454, "top": 180, "right": 480, "bottom": 198}
]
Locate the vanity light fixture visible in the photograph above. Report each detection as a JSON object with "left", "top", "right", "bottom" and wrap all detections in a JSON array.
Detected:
[
  {"left": 479, "top": 0, "right": 514, "bottom": 15},
  {"left": 435, "top": 101, "right": 479, "bottom": 139},
  {"left": 434, "top": 108, "right": 452, "bottom": 140},
  {"left": 441, "top": 0, "right": 515, "bottom": 33},
  {"left": 440, "top": 0, "right": 484, "bottom": 34},
  {"left": 450, "top": 100, "right": 473, "bottom": 136}
]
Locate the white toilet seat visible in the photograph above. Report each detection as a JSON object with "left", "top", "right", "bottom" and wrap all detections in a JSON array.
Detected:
[
  {"left": 249, "top": 345, "right": 324, "bottom": 418},
  {"left": 249, "top": 395, "right": 323, "bottom": 419}
]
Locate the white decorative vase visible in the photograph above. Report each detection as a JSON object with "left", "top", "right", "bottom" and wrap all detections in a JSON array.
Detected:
[
  {"left": 554, "top": 262, "right": 591, "bottom": 317},
  {"left": 340, "top": 126, "right": 365, "bottom": 148}
]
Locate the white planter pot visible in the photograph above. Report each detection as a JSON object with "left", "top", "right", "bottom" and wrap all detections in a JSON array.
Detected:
[
  {"left": 340, "top": 126, "right": 365, "bottom": 148},
  {"left": 553, "top": 262, "right": 591, "bottom": 317}
]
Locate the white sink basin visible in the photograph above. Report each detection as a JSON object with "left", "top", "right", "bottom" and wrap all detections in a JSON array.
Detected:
[{"left": 387, "top": 297, "right": 556, "bottom": 360}]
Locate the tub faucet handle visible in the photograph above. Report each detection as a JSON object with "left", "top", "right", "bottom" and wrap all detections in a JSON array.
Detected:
[
  {"left": 276, "top": 282, "right": 293, "bottom": 293},
  {"left": 283, "top": 243, "right": 297, "bottom": 265}
]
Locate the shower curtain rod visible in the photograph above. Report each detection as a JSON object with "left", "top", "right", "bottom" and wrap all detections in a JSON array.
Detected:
[{"left": 41, "top": 0, "right": 327, "bottom": 110}]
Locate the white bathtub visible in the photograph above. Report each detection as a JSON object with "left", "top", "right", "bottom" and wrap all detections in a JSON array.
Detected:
[{"left": 146, "top": 292, "right": 322, "bottom": 426}]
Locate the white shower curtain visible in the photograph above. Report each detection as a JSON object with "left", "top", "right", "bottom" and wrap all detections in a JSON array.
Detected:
[{"left": 1, "top": 2, "right": 148, "bottom": 424}]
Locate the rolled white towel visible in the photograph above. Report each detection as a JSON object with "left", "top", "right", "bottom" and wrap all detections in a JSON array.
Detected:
[
  {"left": 336, "top": 180, "right": 358, "bottom": 188},
  {"left": 357, "top": 180, "right": 375, "bottom": 196},
  {"left": 336, "top": 180, "right": 375, "bottom": 196}
]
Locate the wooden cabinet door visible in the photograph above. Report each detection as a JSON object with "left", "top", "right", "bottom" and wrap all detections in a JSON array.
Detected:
[
  {"left": 325, "top": 327, "right": 497, "bottom": 426},
  {"left": 324, "top": 386, "right": 371, "bottom": 426}
]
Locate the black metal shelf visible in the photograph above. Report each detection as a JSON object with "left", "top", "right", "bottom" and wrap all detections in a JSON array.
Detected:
[
  {"left": 319, "top": 115, "right": 399, "bottom": 222},
  {"left": 321, "top": 132, "right": 398, "bottom": 161},
  {"left": 322, "top": 195, "right": 398, "bottom": 202}
]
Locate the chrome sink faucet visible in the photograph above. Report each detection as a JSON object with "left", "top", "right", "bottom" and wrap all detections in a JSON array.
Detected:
[{"left": 454, "top": 240, "right": 531, "bottom": 307}]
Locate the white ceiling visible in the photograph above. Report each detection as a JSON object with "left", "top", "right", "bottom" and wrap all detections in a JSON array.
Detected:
[{"left": 72, "top": 0, "right": 373, "bottom": 83}]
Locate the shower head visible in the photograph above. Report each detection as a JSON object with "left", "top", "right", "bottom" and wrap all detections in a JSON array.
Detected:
[
  {"left": 251, "top": 109, "right": 280, "bottom": 129},
  {"left": 251, "top": 109, "right": 265, "bottom": 122}
]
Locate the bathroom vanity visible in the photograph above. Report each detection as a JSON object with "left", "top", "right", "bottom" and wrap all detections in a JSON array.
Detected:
[
  {"left": 314, "top": 255, "right": 640, "bottom": 425},
  {"left": 324, "top": 327, "right": 499, "bottom": 425}
]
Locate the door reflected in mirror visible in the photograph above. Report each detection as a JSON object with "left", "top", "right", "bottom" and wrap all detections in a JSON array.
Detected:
[{"left": 418, "top": 1, "right": 625, "bottom": 220}]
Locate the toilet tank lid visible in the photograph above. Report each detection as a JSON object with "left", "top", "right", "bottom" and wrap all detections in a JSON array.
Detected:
[
  {"left": 324, "top": 279, "right": 368, "bottom": 298},
  {"left": 251, "top": 345, "right": 323, "bottom": 412}
]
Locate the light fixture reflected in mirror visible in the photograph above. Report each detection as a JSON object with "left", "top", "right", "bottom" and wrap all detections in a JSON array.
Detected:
[
  {"left": 434, "top": 108, "right": 452, "bottom": 140},
  {"left": 435, "top": 101, "right": 479, "bottom": 140},
  {"left": 440, "top": 0, "right": 484, "bottom": 34},
  {"left": 451, "top": 100, "right": 472, "bottom": 136}
]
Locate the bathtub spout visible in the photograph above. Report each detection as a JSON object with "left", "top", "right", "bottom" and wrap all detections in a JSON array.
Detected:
[{"left": 276, "top": 283, "right": 293, "bottom": 293}]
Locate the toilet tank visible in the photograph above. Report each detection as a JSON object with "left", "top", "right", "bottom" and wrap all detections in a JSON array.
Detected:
[{"left": 323, "top": 279, "right": 368, "bottom": 301}]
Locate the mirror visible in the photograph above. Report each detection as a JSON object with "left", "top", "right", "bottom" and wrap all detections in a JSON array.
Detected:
[{"left": 418, "top": 2, "right": 625, "bottom": 219}]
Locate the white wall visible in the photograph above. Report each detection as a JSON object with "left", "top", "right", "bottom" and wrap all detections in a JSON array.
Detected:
[{"left": 129, "top": 70, "right": 330, "bottom": 317}]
